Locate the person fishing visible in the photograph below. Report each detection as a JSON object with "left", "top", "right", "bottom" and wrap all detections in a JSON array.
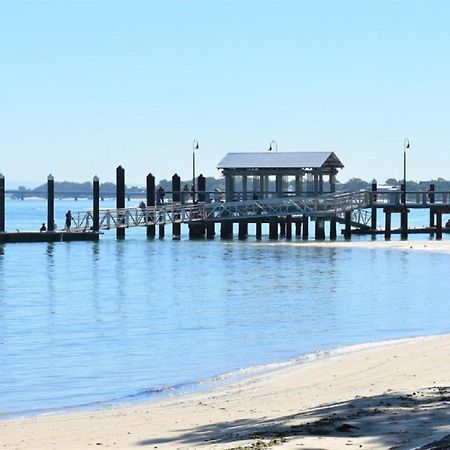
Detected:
[{"left": 65, "top": 210, "right": 73, "bottom": 231}]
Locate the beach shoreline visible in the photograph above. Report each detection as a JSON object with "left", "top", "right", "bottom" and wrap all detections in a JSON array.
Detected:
[
  {"left": 2, "top": 239, "right": 450, "bottom": 449},
  {"left": 3, "top": 332, "right": 450, "bottom": 449}
]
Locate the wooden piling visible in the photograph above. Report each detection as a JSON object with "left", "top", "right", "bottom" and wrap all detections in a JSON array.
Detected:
[
  {"left": 436, "top": 211, "right": 443, "bottom": 240},
  {"left": 384, "top": 210, "right": 392, "bottom": 240},
  {"left": 220, "top": 221, "right": 233, "bottom": 239},
  {"left": 330, "top": 218, "right": 337, "bottom": 240},
  {"left": 47, "top": 174, "right": 55, "bottom": 232},
  {"left": 159, "top": 224, "right": 165, "bottom": 239},
  {"left": 302, "top": 216, "right": 309, "bottom": 240},
  {"left": 93, "top": 175, "right": 100, "bottom": 232},
  {"left": 429, "top": 184, "right": 435, "bottom": 228},
  {"left": 116, "top": 166, "right": 125, "bottom": 239},
  {"left": 295, "top": 219, "right": 301, "bottom": 237},
  {"left": 146, "top": 173, "right": 156, "bottom": 238},
  {"left": 197, "top": 174, "right": 206, "bottom": 202},
  {"left": 269, "top": 218, "right": 278, "bottom": 239},
  {"left": 206, "top": 222, "right": 215, "bottom": 239},
  {"left": 172, "top": 174, "right": 181, "bottom": 238},
  {"left": 0, "top": 174, "right": 5, "bottom": 232},
  {"left": 279, "top": 219, "right": 286, "bottom": 237},
  {"left": 256, "top": 220, "right": 262, "bottom": 240},
  {"left": 371, "top": 181, "right": 377, "bottom": 230},
  {"left": 286, "top": 215, "right": 292, "bottom": 239},
  {"left": 344, "top": 211, "right": 351, "bottom": 239},
  {"left": 315, "top": 219, "right": 325, "bottom": 240},
  {"left": 238, "top": 220, "right": 248, "bottom": 239},
  {"left": 400, "top": 206, "right": 408, "bottom": 240}
]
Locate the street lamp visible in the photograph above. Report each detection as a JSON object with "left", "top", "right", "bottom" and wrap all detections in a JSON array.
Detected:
[
  {"left": 403, "top": 138, "right": 410, "bottom": 204},
  {"left": 268, "top": 140, "right": 278, "bottom": 152},
  {"left": 192, "top": 139, "right": 199, "bottom": 203}
]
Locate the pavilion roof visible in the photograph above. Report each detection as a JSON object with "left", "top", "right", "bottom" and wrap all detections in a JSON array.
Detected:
[{"left": 217, "top": 152, "right": 344, "bottom": 170}]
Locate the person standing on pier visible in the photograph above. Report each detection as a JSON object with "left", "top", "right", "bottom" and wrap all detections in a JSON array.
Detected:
[
  {"left": 157, "top": 186, "right": 165, "bottom": 205},
  {"left": 65, "top": 210, "right": 73, "bottom": 231},
  {"left": 40, "top": 223, "right": 46, "bottom": 232}
]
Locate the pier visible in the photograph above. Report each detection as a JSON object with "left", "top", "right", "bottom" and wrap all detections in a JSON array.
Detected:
[{"left": 1, "top": 152, "right": 450, "bottom": 243}]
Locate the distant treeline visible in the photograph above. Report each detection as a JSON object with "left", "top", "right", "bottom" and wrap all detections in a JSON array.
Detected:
[{"left": 12, "top": 176, "right": 450, "bottom": 198}]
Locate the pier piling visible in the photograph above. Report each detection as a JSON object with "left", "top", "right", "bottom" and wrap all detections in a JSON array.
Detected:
[
  {"left": 47, "top": 174, "right": 55, "bottom": 232},
  {"left": 116, "top": 166, "right": 125, "bottom": 239},
  {"left": 0, "top": 174, "right": 5, "bottom": 232},
  {"left": 302, "top": 216, "right": 309, "bottom": 240},
  {"left": 344, "top": 212, "right": 351, "bottom": 239},
  {"left": 371, "top": 181, "right": 377, "bottom": 230},
  {"left": 197, "top": 175, "right": 206, "bottom": 202},
  {"left": 93, "top": 176, "right": 100, "bottom": 232},
  {"left": 172, "top": 174, "right": 181, "bottom": 238},
  {"left": 146, "top": 173, "right": 156, "bottom": 238}
]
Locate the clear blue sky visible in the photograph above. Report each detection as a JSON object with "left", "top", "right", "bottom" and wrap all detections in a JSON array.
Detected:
[{"left": 1, "top": 0, "right": 449, "bottom": 187}]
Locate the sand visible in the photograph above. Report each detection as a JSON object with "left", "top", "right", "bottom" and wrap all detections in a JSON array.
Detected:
[{"left": 2, "top": 240, "right": 450, "bottom": 450}]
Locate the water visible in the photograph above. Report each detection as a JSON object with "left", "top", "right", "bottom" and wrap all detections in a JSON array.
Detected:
[{"left": 1, "top": 199, "right": 450, "bottom": 418}]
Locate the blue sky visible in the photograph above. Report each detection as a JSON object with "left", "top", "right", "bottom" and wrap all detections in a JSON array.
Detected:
[{"left": 1, "top": 0, "right": 449, "bottom": 187}]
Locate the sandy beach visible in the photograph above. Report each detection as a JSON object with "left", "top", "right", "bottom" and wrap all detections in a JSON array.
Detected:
[{"left": 2, "top": 240, "right": 450, "bottom": 450}]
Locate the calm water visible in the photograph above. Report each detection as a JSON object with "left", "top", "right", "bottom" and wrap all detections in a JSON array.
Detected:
[{"left": 1, "top": 199, "right": 450, "bottom": 417}]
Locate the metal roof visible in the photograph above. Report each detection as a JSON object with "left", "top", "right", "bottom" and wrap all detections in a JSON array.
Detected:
[{"left": 217, "top": 152, "right": 344, "bottom": 170}]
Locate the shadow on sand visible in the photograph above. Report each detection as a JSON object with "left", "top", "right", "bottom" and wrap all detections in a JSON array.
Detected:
[{"left": 136, "top": 386, "right": 450, "bottom": 449}]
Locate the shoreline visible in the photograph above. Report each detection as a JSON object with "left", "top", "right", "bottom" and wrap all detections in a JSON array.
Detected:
[{"left": 3, "top": 333, "right": 450, "bottom": 449}]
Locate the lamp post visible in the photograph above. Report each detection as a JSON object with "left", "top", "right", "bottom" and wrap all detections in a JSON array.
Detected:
[
  {"left": 268, "top": 139, "right": 278, "bottom": 152},
  {"left": 403, "top": 138, "right": 410, "bottom": 204},
  {"left": 192, "top": 139, "right": 199, "bottom": 203}
]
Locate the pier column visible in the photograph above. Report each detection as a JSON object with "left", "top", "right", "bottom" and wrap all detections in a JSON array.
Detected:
[
  {"left": 286, "top": 215, "right": 292, "bottom": 239},
  {"left": 197, "top": 174, "right": 206, "bottom": 202},
  {"left": 344, "top": 211, "right": 352, "bottom": 239},
  {"left": 172, "top": 174, "right": 181, "bottom": 238},
  {"left": 159, "top": 224, "right": 165, "bottom": 239},
  {"left": 93, "top": 175, "right": 100, "bottom": 232},
  {"left": 279, "top": 218, "right": 286, "bottom": 237},
  {"left": 0, "top": 174, "right": 5, "bottom": 232},
  {"left": 429, "top": 184, "right": 435, "bottom": 228},
  {"left": 238, "top": 220, "right": 248, "bottom": 239},
  {"left": 330, "top": 170, "right": 337, "bottom": 193},
  {"left": 220, "top": 221, "right": 233, "bottom": 239},
  {"left": 256, "top": 220, "right": 262, "bottom": 240},
  {"left": 400, "top": 206, "right": 408, "bottom": 240},
  {"left": 116, "top": 166, "right": 125, "bottom": 239},
  {"left": 47, "top": 174, "right": 54, "bottom": 232},
  {"left": 146, "top": 173, "right": 156, "bottom": 238},
  {"left": 330, "top": 218, "right": 337, "bottom": 240},
  {"left": 302, "top": 216, "right": 309, "bottom": 240},
  {"left": 295, "top": 219, "right": 301, "bottom": 237},
  {"left": 384, "top": 210, "right": 392, "bottom": 240},
  {"left": 436, "top": 210, "right": 443, "bottom": 240},
  {"left": 276, "top": 175, "right": 283, "bottom": 198},
  {"left": 269, "top": 218, "right": 278, "bottom": 239},
  {"left": 315, "top": 219, "right": 325, "bottom": 240},
  {"left": 206, "top": 222, "right": 215, "bottom": 239},
  {"left": 371, "top": 181, "right": 377, "bottom": 230}
]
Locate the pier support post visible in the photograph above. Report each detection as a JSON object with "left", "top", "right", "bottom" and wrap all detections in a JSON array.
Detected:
[
  {"left": 400, "top": 206, "right": 408, "bottom": 240},
  {"left": 330, "top": 218, "right": 337, "bottom": 240},
  {"left": 384, "top": 210, "right": 392, "bottom": 240},
  {"left": 371, "top": 181, "right": 377, "bottom": 230},
  {"left": 286, "top": 215, "right": 292, "bottom": 239},
  {"left": 220, "top": 221, "right": 233, "bottom": 239},
  {"left": 302, "top": 216, "right": 309, "bottom": 240},
  {"left": 0, "top": 174, "right": 5, "bottom": 232},
  {"left": 116, "top": 166, "right": 125, "bottom": 239},
  {"left": 93, "top": 175, "right": 100, "bottom": 232},
  {"left": 172, "top": 174, "right": 181, "bottom": 238},
  {"left": 429, "top": 184, "right": 435, "bottom": 229},
  {"left": 315, "top": 219, "right": 325, "bottom": 240},
  {"left": 344, "top": 211, "right": 352, "bottom": 239},
  {"left": 269, "top": 218, "right": 278, "bottom": 239},
  {"left": 256, "top": 220, "right": 262, "bottom": 240},
  {"left": 436, "top": 210, "right": 443, "bottom": 240},
  {"left": 197, "top": 175, "right": 206, "bottom": 202},
  {"left": 238, "top": 220, "right": 248, "bottom": 239},
  {"left": 206, "top": 222, "right": 215, "bottom": 239},
  {"left": 47, "top": 174, "right": 55, "bottom": 232},
  {"left": 159, "top": 224, "right": 165, "bottom": 239},
  {"left": 279, "top": 219, "right": 286, "bottom": 237},
  {"left": 295, "top": 219, "right": 301, "bottom": 237},
  {"left": 146, "top": 173, "right": 156, "bottom": 238}
]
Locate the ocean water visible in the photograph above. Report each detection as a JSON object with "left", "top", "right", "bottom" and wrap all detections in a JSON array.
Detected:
[{"left": 1, "top": 199, "right": 450, "bottom": 418}]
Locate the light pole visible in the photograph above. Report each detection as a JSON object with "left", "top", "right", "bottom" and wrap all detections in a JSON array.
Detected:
[
  {"left": 268, "top": 140, "right": 278, "bottom": 152},
  {"left": 192, "top": 139, "right": 199, "bottom": 203},
  {"left": 403, "top": 138, "right": 410, "bottom": 204}
]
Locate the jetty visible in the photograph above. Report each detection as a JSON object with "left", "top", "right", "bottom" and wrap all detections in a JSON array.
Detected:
[{"left": 1, "top": 152, "right": 449, "bottom": 243}]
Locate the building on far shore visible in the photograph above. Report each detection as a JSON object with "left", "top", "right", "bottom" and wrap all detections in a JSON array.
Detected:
[{"left": 217, "top": 151, "right": 344, "bottom": 201}]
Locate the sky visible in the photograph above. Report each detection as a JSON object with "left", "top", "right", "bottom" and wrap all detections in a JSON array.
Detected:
[{"left": 1, "top": 0, "right": 450, "bottom": 188}]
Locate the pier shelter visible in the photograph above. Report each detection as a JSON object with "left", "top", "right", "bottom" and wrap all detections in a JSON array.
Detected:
[{"left": 217, "top": 152, "right": 344, "bottom": 201}]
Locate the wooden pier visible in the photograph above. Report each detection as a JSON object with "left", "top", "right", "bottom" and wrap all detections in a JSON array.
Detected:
[{"left": 1, "top": 156, "right": 450, "bottom": 243}]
